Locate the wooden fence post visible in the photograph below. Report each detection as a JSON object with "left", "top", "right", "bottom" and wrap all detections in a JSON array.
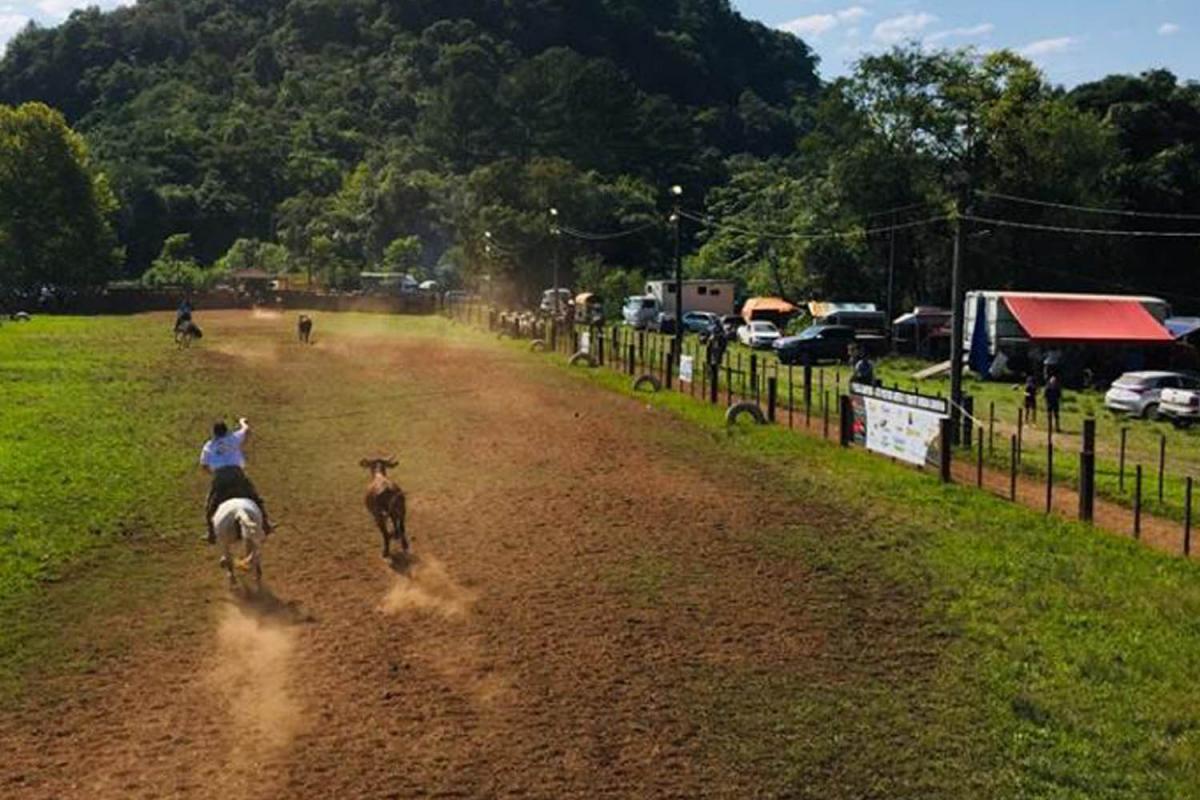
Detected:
[
  {"left": 767, "top": 377, "right": 778, "bottom": 423},
  {"left": 839, "top": 395, "right": 853, "bottom": 446},
  {"left": 1119, "top": 427, "right": 1128, "bottom": 492},
  {"left": 1079, "top": 418, "right": 1096, "bottom": 524},
  {"left": 1010, "top": 435, "right": 1018, "bottom": 501},
  {"left": 1185, "top": 477, "right": 1193, "bottom": 557},
  {"left": 1158, "top": 434, "right": 1167, "bottom": 503},
  {"left": 1134, "top": 465, "right": 1143, "bottom": 539},
  {"left": 988, "top": 401, "right": 995, "bottom": 456},
  {"left": 939, "top": 418, "right": 953, "bottom": 484},
  {"left": 1046, "top": 425, "right": 1054, "bottom": 514}
]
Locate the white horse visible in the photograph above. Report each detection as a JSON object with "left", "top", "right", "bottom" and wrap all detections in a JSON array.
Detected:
[{"left": 213, "top": 498, "right": 266, "bottom": 589}]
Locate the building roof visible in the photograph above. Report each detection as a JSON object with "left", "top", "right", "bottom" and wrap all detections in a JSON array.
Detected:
[{"left": 1003, "top": 295, "right": 1174, "bottom": 344}]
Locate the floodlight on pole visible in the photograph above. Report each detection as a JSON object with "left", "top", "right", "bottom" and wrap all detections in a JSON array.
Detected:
[
  {"left": 549, "top": 207, "right": 561, "bottom": 314},
  {"left": 671, "top": 185, "right": 683, "bottom": 357}
]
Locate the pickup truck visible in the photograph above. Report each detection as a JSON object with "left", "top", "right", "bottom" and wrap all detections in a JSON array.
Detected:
[{"left": 1158, "top": 387, "right": 1200, "bottom": 427}]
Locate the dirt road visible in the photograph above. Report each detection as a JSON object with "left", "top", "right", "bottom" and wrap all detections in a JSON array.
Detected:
[{"left": 0, "top": 312, "right": 839, "bottom": 798}]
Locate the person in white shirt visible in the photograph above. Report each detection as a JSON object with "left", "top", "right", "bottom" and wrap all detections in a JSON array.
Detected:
[{"left": 201, "top": 418, "right": 271, "bottom": 543}]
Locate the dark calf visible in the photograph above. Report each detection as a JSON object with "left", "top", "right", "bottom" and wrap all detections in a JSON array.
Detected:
[
  {"left": 360, "top": 457, "right": 407, "bottom": 557},
  {"left": 298, "top": 314, "right": 313, "bottom": 344}
]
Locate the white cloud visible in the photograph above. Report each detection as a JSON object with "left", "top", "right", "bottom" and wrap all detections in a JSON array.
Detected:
[
  {"left": 1158, "top": 22, "right": 1181, "bottom": 36},
  {"left": 872, "top": 12, "right": 938, "bottom": 45},
  {"left": 926, "top": 23, "right": 995, "bottom": 44},
  {"left": 1019, "top": 36, "right": 1078, "bottom": 56},
  {"left": 0, "top": 12, "right": 30, "bottom": 52},
  {"left": 778, "top": 6, "right": 868, "bottom": 38}
]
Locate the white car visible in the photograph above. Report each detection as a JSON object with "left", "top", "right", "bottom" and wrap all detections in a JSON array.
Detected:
[
  {"left": 738, "top": 320, "right": 782, "bottom": 350},
  {"left": 1159, "top": 387, "right": 1200, "bottom": 427},
  {"left": 1104, "top": 371, "right": 1200, "bottom": 418}
]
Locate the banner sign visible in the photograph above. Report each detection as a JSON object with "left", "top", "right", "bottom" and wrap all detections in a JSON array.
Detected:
[
  {"left": 850, "top": 383, "right": 948, "bottom": 468},
  {"left": 580, "top": 331, "right": 590, "bottom": 354},
  {"left": 679, "top": 355, "right": 694, "bottom": 383}
]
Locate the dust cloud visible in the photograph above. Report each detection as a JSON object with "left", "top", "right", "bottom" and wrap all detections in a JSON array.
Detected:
[
  {"left": 250, "top": 309, "right": 284, "bottom": 320},
  {"left": 380, "top": 554, "right": 477, "bottom": 620},
  {"left": 209, "top": 605, "right": 306, "bottom": 755}
]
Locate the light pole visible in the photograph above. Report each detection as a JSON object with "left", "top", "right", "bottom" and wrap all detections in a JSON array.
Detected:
[
  {"left": 670, "top": 184, "right": 683, "bottom": 358},
  {"left": 549, "top": 207, "right": 561, "bottom": 316}
]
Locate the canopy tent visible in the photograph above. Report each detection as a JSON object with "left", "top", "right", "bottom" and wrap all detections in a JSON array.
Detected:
[
  {"left": 742, "top": 296, "right": 798, "bottom": 323},
  {"left": 1003, "top": 295, "right": 1174, "bottom": 344}
]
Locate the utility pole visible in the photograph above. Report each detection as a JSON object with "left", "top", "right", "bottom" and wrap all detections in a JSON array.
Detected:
[
  {"left": 671, "top": 184, "right": 683, "bottom": 359},
  {"left": 886, "top": 211, "right": 897, "bottom": 351},
  {"left": 948, "top": 196, "right": 967, "bottom": 437},
  {"left": 549, "top": 207, "right": 560, "bottom": 315}
]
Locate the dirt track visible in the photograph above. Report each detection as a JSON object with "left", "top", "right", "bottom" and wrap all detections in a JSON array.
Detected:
[{"left": 0, "top": 312, "right": 836, "bottom": 798}]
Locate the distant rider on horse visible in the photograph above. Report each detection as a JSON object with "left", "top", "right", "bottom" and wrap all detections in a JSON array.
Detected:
[
  {"left": 176, "top": 297, "right": 193, "bottom": 330},
  {"left": 200, "top": 418, "right": 272, "bottom": 544}
]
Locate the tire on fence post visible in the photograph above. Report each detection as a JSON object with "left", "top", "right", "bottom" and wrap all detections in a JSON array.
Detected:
[
  {"left": 568, "top": 351, "right": 597, "bottom": 368},
  {"left": 529, "top": 339, "right": 547, "bottom": 352},
  {"left": 633, "top": 373, "right": 662, "bottom": 393},
  {"left": 725, "top": 402, "right": 766, "bottom": 426}
]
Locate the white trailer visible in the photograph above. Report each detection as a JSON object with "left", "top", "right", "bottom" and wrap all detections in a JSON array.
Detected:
[{"left": 644, "top": 279, "right": 736, "bottom": 317}]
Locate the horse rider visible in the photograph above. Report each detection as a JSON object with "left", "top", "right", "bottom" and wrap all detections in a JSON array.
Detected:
[
  {"left": 200, "top": 418, "right": 272, "bottom": 544},
  {"left": 176, "top": 297, "right": 193, "bottom": 331}
]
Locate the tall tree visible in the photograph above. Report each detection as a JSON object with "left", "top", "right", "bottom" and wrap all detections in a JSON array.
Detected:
[{"left": 0, "top": 102, "right": 120, "bottom": 291}]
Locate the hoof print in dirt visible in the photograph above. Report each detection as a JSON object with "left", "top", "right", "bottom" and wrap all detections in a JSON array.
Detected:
[
  {"left": 633, "top": 374, "right": 661, "bottom": 393},
  {"left": 725, "top": 402, "right": 766, "bottom": 426},
  {"left": 568, "top": 351, "right": 597, "bottom": 368}
]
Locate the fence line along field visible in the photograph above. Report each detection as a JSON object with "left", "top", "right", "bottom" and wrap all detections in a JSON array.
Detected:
[{"left": 5, "top": 310, "right": 1200, "bottom": 798}]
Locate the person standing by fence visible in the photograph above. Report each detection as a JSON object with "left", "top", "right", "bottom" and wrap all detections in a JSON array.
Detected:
[
  {"left": 1044, "top": 375, "right": 1062, "bottom": 433},
  {"left": 1023, "top": 374, "right": 1038, "bottom": 424}
]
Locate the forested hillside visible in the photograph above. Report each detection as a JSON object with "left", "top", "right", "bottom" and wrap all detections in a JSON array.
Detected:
[{"left": 2, "top": 0, "right": 1199, "bottom": 311}]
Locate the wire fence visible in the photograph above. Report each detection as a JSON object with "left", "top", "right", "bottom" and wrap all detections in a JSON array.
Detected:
[{"left": 445, "top": 298, "right": 1200, "bottom": 561}]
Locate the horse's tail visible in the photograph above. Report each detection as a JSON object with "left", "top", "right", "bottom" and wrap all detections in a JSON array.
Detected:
[{"left": 234, "top": 506, "right": 262, "bottom": 542}]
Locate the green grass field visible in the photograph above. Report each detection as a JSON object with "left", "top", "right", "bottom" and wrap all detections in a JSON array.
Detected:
[
  {"left": 9, "top": 312, "right": 1200, "bottom": 796},
  {"left": 614, "top": 325, "right": 1200, "bottom": 522},
  {"left": 546, "top": 333, "right": 1200, "bottom": 798}
]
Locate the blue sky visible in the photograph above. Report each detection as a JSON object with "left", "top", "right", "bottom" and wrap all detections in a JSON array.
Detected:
[
  {"left": 735, "top": 0, "right": 1199, "bottom": 86},
  {"left": 0, "top": 1, "right": 1195, "bottom": 88}
]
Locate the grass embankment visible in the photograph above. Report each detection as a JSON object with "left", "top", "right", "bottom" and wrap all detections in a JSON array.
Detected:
[
  {"left": 552, "top": 348, "right": 1200, "bottom": 798},
  {"left": 0, "top": 316, "right": 210, "bottom": 701}
]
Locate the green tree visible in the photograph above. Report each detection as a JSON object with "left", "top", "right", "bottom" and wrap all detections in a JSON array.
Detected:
[
  {"left": 382, "top": 236, "right": 423, "bottom": 274},
  {"left": 141, "top": 233, "right": 210, "bottom": 289},
  {"left": 0, "top": 102, "right": 120, "bottom": 291}
]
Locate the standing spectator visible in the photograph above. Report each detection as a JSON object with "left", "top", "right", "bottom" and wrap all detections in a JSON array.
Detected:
[
  {"left": 1044, "top": 375, "right": 1063, "bottom": 433},
  {"left": 853, "top": 353, "right": 875, "bottom": 386},
  {"left": 1023, "top": 374, "right": 1038, "bottom": 423}
]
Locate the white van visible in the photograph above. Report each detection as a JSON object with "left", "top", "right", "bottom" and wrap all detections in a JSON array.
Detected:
[{"left": 622, "top": 295, "right": 660, "bottom": 329}]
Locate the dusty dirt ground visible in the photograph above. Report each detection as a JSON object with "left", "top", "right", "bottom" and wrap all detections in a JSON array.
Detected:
[{"left": 0, "top": 312, "right": 833, "bottom": 799}]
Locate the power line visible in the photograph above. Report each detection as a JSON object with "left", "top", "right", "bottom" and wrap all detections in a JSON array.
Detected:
[
  {"left": 964, "top": 214, "right": 1200, "bottom": 238},
  {"left": 558, "top": 221, "right": 661, "bottom": 241},
  {"left": 680, "top": 209, "right": 951, "bottom": 241},
  {"left": 976, "top": 190, "right": 1200, "bottom": 222}
]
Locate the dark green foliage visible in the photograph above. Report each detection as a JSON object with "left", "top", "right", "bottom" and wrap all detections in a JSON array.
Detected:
[{"left": 0, "top": 0, "right": 816, "bottom": 295}]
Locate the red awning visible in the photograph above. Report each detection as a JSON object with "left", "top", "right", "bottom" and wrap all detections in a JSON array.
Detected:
[{"left": 1003, "top": 296, "right": 1174, "bottom": 344}]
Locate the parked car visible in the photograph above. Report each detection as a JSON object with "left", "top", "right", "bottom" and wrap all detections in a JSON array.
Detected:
[
  {"left": 649, "top": 312, "right": 677, "bottom": 335},
  {"left": 1103, "top": 371, "right": 1200, "bottom": 418},
  {"left": 738, "top": 320, "right": 782, "bottom": 350},
  {"left": 622, "top": 295, "right": 661, "bottom": 329},
  {"left": 682, "top": 310, "right": 721, "bottom": 334},
  {"left": 1157, "top": 386, "right": 1200, "bottom": 427},
  {"left": 773, "top": 325, "right": 857, "bottom": 365},
  {"left": 540, "top": 288, "right": 573, "bottom": 314}
]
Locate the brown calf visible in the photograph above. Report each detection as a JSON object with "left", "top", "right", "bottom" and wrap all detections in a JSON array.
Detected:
[
  {"left": 298, "top": 314, "right": 313, "bottom": 344},
  {"left": 360, "top": 457, "right": 407, "bottom": 557}
]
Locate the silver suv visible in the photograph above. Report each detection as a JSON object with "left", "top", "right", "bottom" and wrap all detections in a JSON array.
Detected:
[{"left": 1104, "top": 371, "right": 1200, "bottom": 418}]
